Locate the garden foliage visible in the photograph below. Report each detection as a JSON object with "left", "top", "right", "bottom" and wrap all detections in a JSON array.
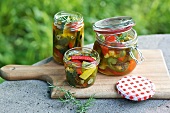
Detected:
[{"left": 0, "top": 0, "right": 170, "bottom": 67}]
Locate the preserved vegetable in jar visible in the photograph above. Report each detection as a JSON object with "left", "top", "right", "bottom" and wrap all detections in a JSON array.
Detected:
[
  {"left": 63, "top": 47, "right": 100, "bottom": 88},
  {"left": 53, "top": 11, "right": 84, "bottom": 64},
  {"left": 93, "top": 16, "right": 144, "bottom": 76}
]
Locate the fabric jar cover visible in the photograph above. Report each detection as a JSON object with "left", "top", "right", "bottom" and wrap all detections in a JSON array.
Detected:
[{"left": 116, "top": 75, "right": 155, "bottom": 101}]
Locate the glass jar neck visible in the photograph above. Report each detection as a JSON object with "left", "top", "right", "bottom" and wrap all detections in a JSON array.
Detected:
[
  {"left": 54, "top": 11, "right": 84, "bottom": 31},
  {"left": 95, "top": 29, "right": 137, "bottom": 49}
]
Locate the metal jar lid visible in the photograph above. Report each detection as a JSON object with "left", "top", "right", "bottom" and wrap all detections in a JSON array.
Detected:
[
  {"left": 116, "top": 75, "right": 155, "bottom": 101},
  {"left": 93, "top": 16, "right": 135, "bottom": 34}
]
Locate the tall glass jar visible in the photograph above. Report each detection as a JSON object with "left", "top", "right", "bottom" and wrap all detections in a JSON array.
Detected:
[
  {"left": 53, "top": 11, "right": 84, "bottom": 64},
  {"left": 93, "top": 16, "right": 144, "bottom": 76}
]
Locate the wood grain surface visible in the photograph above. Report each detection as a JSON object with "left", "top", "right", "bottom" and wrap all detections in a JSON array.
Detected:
[{"left": 0, "top": 50, "right": 169, "bottom": 99}]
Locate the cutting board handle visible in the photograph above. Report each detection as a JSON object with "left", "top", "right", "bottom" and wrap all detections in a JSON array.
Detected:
[{"left": 0, "top": 65, "right": 44, "bottom": 81}]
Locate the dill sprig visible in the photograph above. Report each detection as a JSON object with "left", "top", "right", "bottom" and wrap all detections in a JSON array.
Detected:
[{"left": 48, "top": 82, "right": 95, "bottom": 113}]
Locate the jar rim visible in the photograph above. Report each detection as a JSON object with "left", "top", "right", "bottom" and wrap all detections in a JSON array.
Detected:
[
  {"left": 54, "top": 11, "right": 83, "bottom": 24},
  {"left": 63, "top": 47, "right": 100, "bottom": 67}
]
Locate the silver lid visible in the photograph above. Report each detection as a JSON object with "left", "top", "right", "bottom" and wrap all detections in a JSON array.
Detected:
[{"left": 93, "top": 16, "right": 135, "bottom": 34}]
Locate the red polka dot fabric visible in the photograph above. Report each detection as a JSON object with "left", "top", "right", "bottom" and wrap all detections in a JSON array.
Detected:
[{"left": 116, "top": 75, "right": 155, "bottom": 101}]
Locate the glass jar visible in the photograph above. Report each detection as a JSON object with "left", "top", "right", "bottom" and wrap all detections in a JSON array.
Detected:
[
  {"left": 53, "top": 11, "right": 84, "bottom": 64},
  {"left": 93, "top": 16, "right": 144, "bottom": 76},
  {"left": 63, "top": 47, "right": 100, "bottom": 88}
]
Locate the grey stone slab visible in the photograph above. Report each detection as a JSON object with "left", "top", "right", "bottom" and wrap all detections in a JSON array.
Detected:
[{"left": 0, "top": 34, "right": 170, "bottom": 113}]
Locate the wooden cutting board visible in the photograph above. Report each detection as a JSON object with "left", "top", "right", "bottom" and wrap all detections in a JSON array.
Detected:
[{"left": 0, "top": 50, "right": 170, "bottom": 99}]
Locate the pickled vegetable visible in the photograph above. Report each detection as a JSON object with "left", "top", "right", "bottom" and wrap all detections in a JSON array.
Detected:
[
  {"left": 64, "top": 55, "right": 98, "bottom": 88},
  {"left": 71, "top": 56, "right": 95, "bottom": 62},
  {"left": 79, "top": 66, "right": 96, "bottom": 80},
  {"left": 53, "top": 11, "right": 84, "bottom": 64},
  {"left": 93, "top": 34, "right": 138, "bottom": 76},
  {"left": 63, "top": 47, "right": 100, "bottom": 88},
  {"left": 93, "top": 16, "right": 142, "bottom": 76}
]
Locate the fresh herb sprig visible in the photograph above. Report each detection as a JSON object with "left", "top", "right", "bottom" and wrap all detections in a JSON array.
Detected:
[
  {"left": 116, "top": 33, "right": 127, "bottom": 42},
  {"left": 58, "top": 16, "right": 77, "bottom": 23},
  {"left": 48, "top": 82, "right": 95, "bottom": 113}
]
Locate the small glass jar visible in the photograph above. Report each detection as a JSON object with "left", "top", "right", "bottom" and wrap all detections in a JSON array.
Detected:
[
  {"left": 53, "top": 11, "right": 84, "bottom": 64},
  {"left": 63, "top": 47, "right": 100, "bottom": 88},
  {"left": 93, "top": 16, "right": 144, "bottom": 76}
]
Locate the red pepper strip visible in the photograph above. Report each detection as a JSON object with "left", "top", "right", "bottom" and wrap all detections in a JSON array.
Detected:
[
  {"left": 100, "top": 45, "right": 109, "bottom": 56},
  {"left": 71, "top": 59, "right": 82, "bottom": 66},
  {"left": 105, "top": 35, "right": 116, "bottom": 43},
  {"left": 71, "top": 59, "right": 82, "bottom": 74},
  {"left": 71, "top": 56, "right": 95, "bottom": 62},
  {"left": 53, "top": 47, "right": 63, "bottom": 59}
]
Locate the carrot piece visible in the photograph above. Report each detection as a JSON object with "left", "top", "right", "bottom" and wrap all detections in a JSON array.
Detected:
[{"left": 128, "top": 60, "right": 136, "bottom": 71}]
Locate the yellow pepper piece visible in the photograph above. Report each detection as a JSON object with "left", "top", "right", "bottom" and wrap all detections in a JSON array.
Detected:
[
  {"left": 79, "top": 67, "right": 96, "bottom": 80},
  {"left": 109, "top": 50, "right": 116, "bottom": 57},
  {"left": 104, "top": 53, "right": 109, "bottom": 58},
  {"left": 67, "top": 57, "right": 71, "bottom": 61},
  {"left": 66, "top": 67, "right": 74, "bottom": 73}
]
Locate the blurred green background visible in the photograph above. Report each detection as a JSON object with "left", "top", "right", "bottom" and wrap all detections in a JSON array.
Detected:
[{"left": 0, "top": 0, "right": 170, "bottom": 83}]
